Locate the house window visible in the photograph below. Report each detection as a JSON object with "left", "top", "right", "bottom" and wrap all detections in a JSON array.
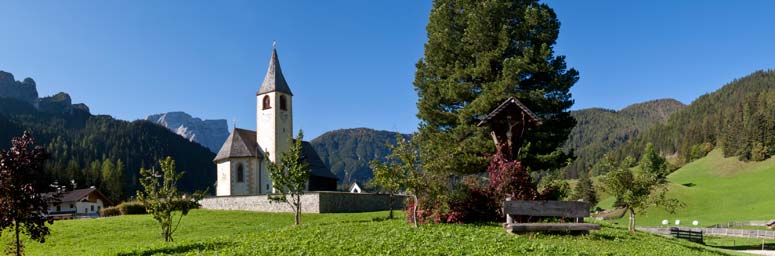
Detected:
[
  {"left": 280, "top": 95, "right": 287, "bottom": 110},
  {"left": 91, "top": 205, "right": 95, "bottom": 212},
  {"left": 70, "top": 204, "right": 74, "bottom": 209},
  {"left": 56, "top": 205, "right": 61, "bottom": 212},
  {"left": 262, "top": 95, "right": 271, "bottom": 109},
  {"left": 85, "top": 208, "right": 88, "bottom": 213},
  {"left": 237, "top": 163, "right": 245, "bottom": 183}
]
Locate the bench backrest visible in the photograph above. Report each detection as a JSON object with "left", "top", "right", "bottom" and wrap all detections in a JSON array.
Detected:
[{"left": 503, "top": 200, "right": 590, "bottom": 218}]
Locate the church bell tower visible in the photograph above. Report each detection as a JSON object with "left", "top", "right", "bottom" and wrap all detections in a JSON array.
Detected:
[{"left": 256, "top": 45, "right": 293, "bottom": 192}]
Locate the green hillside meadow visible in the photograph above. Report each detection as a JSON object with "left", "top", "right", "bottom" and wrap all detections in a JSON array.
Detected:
[
  {"left": 614, "top": 149, "right": 775, "bottom": 226},
  {"left": 0, "top": 210, "right": 740, "bottom": 255}
]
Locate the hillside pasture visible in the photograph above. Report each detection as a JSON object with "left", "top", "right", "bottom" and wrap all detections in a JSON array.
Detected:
[{"left": 612, "top": 149, "right": 775, "bottom": 227}]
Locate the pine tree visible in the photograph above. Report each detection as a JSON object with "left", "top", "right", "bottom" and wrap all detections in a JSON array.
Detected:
[
  {"left": 572, "top": 171, "right": 597, "bottom": 210},
  {"left": 414, "top": 0, "right": 577, "bottom": 177}
]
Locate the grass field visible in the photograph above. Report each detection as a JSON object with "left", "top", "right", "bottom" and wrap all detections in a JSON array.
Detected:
[
  {"left": 602, "top": 149, "right": 775, "bottom": 227},
  {"left": 0, "top": 209, "right": 744, "bottom": 255}
]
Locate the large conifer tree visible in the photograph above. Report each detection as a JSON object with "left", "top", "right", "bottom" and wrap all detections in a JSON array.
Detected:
[{"left": 414, "top": 0, "right": 577, "bottom": 175}]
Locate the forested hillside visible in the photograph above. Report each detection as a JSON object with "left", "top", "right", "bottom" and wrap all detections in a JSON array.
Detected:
[
  {"left": 563, "top": 99, "right": 685, "bottom": 178},
  {"left": 310, "top": 128, "right": 410, "bottom": 185},
  {"left": 612, "top": 70, "right": 775, "bottom": 165},
  {"left": 0, "top": 71, "right": 215, "bottom": 203}
]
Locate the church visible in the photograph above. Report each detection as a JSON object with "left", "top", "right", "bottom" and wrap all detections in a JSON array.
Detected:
[{"left": 213, "top": 47, "right": 338, "bottom": 196}]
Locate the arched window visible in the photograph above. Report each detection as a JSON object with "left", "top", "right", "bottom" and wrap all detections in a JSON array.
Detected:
[
  {"left": 236, "top": 163, "right": 245, "bottom": 183},
  {"left": 280, "top": 95, "right": 288, "bottom": 111},
  {"left": 262, "top": 95, "right": 271, "bottom": 110}
]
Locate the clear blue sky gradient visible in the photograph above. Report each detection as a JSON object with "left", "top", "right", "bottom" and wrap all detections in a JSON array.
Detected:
[{"left": 1, "top": 1, "right": 774, "bottom": 138}]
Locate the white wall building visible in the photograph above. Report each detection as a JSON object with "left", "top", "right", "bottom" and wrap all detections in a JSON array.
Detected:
[{"left": 47, "top": 187, "right": 112, "bottom": 218}]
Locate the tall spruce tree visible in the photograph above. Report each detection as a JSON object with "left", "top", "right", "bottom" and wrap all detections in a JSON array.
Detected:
[{"left": 414, "top": 0, "right": 577, "bottom": 177}]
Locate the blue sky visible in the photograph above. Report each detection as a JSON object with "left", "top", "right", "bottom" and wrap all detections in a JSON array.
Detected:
[{"left": 1, "top": 1, "right": 774, "bottom": 139}]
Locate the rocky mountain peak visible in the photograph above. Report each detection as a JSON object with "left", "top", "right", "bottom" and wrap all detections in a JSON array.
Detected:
[
  {"left": 146, "top": 112, "right": 229, "bottom": 153},
  {"left": 0, "top": 70, "right": 39, "bottom": 105}
]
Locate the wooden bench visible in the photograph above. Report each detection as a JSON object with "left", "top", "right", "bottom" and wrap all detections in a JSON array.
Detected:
[
  {"left": 503, "top": 200, "right": 600, "bottom": 233},
  {"left": 670, "top": 227, "right": 703, "bottom": 244}
]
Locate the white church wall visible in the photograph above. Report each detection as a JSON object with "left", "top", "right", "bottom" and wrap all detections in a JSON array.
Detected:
[
  {"left": 231, "top": 160, "right": 250, "bottom": 195},
  {"left": 216, "top": 161, "right": 231, "bottom": 196}
]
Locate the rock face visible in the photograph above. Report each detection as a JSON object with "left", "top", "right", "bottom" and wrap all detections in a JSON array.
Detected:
[
  {"left": 0, "top": 71, "right": 39, "bottom": 105},
  {"left": 146, "top": 112, "right": 229, "bottom": 153},
  {"left": 0, "top": 70, "right": 90, "bottom": 116}
]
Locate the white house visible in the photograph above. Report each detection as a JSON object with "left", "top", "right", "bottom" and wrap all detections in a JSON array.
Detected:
[
  {"left": 349, "top": 182, "right": 363, "bottom": 193},
  {"left": 47, "top": 187, "right": 112, "bottom": 219}
]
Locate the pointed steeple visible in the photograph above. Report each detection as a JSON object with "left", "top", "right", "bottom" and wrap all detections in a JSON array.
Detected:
[{"left": 257, "top": 45, "right": 293, "bottom": 96}]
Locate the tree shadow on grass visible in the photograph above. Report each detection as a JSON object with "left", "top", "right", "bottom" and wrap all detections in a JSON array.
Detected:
[
  {"left": 661, "top": 238, "right": 739, "bottom": 256},
  {"left": 116, "top": 241, "right": 234, "bottom": 256},
  {"left": 315, "top": 216, "right": 397, "bottom": 226}
]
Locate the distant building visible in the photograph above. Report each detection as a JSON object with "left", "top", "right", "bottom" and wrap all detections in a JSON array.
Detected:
[
  {"left": 349, "top": 182, "right": 363, "bottom": 193},
  {"left": 213, "top": 47, "right": 338, "bottom": 196},
  {"left": 47, "top": 187, "right": 112, "bottom": 219}
]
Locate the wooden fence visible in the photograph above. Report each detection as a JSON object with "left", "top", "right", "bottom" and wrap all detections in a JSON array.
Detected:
[
  {"left": 670, "top": 227, "right": 703, "bottom": 243},
  {"left": 639, "top": 227, "right": 775, "bottom": 240}
]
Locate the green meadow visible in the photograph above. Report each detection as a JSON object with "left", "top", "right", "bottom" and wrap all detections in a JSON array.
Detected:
[{"left": 0, "top": 210, "right": 741, "bottom": 255}]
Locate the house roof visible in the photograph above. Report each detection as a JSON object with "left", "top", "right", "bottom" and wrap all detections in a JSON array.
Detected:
[
  {"left": 257, "top": 47, "right": 293, "bottom": 96},
  {"left": 476, "top": 97, "right": 542, "bottom": 127},
  {"left": 214, "top": 128, "right": 260, "bottom": 162},
  {"left": 45, "top": 187, "right": 113, "bottom": 206}
]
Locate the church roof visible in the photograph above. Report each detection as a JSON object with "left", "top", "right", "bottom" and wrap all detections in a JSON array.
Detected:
[
  {"left": 257, "top": 48, "right": 293, "bottom": 96},
  {"left": 213, "top": 128, "right": 260, "bottom": 162},
  {"left": 213, "top": 129, "right": 337, "bottom": 180},
  {"left": 300, "top": 141, "right": 339, "bottom": 180}
]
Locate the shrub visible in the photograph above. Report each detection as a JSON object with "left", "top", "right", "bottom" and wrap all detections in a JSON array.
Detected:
[
  {"left": 100, "top": 206, "right": 121, "bottom": 217},
  {"left": 118, "top": 202, "right": 147, "bottom": 215},
  {"left": 446, "top": 178, "right": 500, "bottom": 223}
]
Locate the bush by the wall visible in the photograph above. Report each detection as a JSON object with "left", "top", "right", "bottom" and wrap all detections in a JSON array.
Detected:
[
  {"left": 99, "top": 206, "right": 121, "bottom": 217},
  {"left": 118, "top": 202, "right": 147, "bottom": 215}
]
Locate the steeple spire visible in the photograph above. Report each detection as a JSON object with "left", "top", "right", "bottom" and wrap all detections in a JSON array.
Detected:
[{"left": 257, "top": 44, "right": 293, "bottom": 96}]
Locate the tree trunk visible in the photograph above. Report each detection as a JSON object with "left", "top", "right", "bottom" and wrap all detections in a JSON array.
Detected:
[
  {"left": 294, "top": 195, "right": 301, "bottom": 225},
  {"left": 412, "top": 194, "right": 418, "bottom": 228},
  {"left": 15, "top": 221, "right": 21, "bottom": 256},
  {"left": 388, "top": 193, "right": 394, "bottom": 219},
  {"left": 628, "top": 208, "right": 636, "bottom": 235}
]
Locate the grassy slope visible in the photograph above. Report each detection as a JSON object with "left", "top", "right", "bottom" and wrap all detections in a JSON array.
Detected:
[
  {"left": 622, "top": 149, "right": 775, "bottom": 226},
  {"left": 0, "top": 210, "right": 739, "bottom": 255}
]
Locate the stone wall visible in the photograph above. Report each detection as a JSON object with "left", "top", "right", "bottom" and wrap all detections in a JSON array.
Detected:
[{"left": 200, "top": 192, "right": 405, "bottom": 213}]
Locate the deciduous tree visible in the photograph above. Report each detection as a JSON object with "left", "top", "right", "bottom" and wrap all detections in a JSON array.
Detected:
[
  {"left": 267, "top": 131, "right": 310, "bottom": 225},
  {"left": 370, "top": 135, "right": 420, "bottom": 220},
  {"left": 600, "top": 143, "right": 682, "bottom": 234},
  {"left": 137, "top": 157, "right": 205, "bottom": 242},
  {"left": 0, "top": 131, "right": 58, "bottom": 256}
]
